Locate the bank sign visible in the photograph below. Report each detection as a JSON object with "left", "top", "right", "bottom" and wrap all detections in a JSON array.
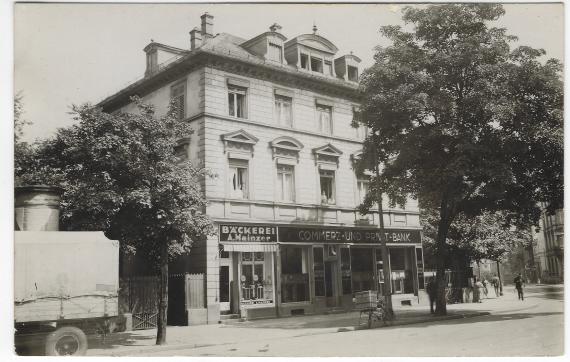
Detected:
[{"left": 278, "top": 226, "right": 421, "bottom": 245}]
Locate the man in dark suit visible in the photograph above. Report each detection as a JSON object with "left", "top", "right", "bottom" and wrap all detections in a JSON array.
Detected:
[{"left": 514, "top": 273, "right": 524, "bottom": 300}]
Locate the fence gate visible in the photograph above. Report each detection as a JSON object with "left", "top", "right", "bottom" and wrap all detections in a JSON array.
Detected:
[
  {"left": 119, "top": 276, "right": 159, "bottom": 330},
  {"left": 186, "top": 273, "right": 205, "bottom": 309}
]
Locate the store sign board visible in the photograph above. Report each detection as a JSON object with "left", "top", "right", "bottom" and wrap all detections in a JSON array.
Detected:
[
  {"left": 219, "top": 224, "right": 277, "bottom": 242},
  {"left": 279, "top": 226, "right": 421, "bottom": 245}
]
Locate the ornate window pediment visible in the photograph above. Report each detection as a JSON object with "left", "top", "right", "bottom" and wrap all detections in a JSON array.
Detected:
[
  {"left": 270, "top": 136, "right": 303, "bottom": 163},
  {"left": 313, "top": 143, "right": 343, "bottom": 168},
  {"left": 221, "top": 129, "right": 259, "bottom": 157}
]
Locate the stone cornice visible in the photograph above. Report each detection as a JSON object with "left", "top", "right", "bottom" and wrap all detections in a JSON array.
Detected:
[{"left": 97, "top": 47, "right": 361, "bottom": 113}]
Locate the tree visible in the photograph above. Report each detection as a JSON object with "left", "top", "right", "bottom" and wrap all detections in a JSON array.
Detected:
[
  {"left": 16, "top": 98, "right": 215, "bottom": 344},
  {"left": 356, "top": 4, "right": 563, "bottom": 315}
]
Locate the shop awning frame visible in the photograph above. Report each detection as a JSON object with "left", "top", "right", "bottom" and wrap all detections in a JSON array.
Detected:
[{"left": 221, "top": 243, "right": 279, "bottom": 252}]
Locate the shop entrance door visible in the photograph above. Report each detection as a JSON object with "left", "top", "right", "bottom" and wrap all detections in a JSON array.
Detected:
[{"left": 325, "top": 261, "right": 336, "bottom": 307}]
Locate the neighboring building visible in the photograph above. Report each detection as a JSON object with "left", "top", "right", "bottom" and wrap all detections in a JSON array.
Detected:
[
  {"left": 98, "top": 13, "right": 423, "bottom": 324},
  {"left": 533, "top": 208, "right": 564, "bottom": 284}
]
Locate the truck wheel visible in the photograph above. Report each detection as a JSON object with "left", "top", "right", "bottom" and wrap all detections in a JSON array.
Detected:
[{"left": 45, "top": 326, "right": 87, "bottom": 356}]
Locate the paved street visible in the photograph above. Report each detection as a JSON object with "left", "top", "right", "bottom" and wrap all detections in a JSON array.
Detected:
[{"left": 88, "top": 284, "right": 563, "bottom": 357}]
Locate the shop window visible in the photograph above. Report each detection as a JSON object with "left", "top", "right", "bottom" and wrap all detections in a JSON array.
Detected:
[
  {"left": 268, "top": 43, "right": 283, "bottom": 63},
  {"left": 351, "top": 248, "right": 374, "bottom": 292},
  {"left": 316, "top": 104, "right": 332, "bottom": 134},
  {"left": 277, "top": 165, "right": 294, "bottom": 202},
  {"left": 240, "top": 252, "right": 272, "bottom": 303},
  {"left": 313, "top": 247, "right": 325, "bottom": 297},
  {"left": 228, "top": 86, "right": 247, "bottom": 118},
  {"left": 310, "top": 56, "right": 323, "bottom": 73},
  {"left": 229, "top": 159, "right": 248, "bottom": 199},
  {"left": 281, "top": 246, "right": 309, "bottom": 303},
  {"left": 170, "top": 81, "right": 186, "bottom": 120},
  {"left": 341, "top": 248, "right": 352, "bottom": 295},
  {"left": 275, "top": 95, "right": 293, "bottom": 127},
  {"left": 319, "top": 169, "right": 335, "bottom": 205},
  {"left": 300, "top": 53, "right": 309, "bottom": 70}
]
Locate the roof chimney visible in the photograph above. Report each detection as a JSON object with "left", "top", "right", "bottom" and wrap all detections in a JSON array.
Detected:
[
  {"left": 269, "top": 23, "right": 282, "bottom": 33},
  {"left": 190, "top": 27, "right": 202, "bottom": 50},
  {"left": 201, "top": 12, "right": 214, "bottom": 40}
]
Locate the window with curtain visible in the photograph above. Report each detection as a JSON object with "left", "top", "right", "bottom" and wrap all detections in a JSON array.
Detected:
[
  {"left": 274, "top": 95, "right": 292, "bottom": 127},
  {"left": 277, "top": 165, "right": 294, "bottom": 202},
  {"left": 319, "top": 169, "right": 335, "bottom": 205},
  {"left": 229, "top": 159, "right": 248, "bottom": 199},
  {"left": 228, "top": 86, "right": 247, "bottom": 118},
  {"left": 316, "top": 104, "right": 332, "bottom": 134},
  {"left": 357, "top": 177, "right": 369, "bottom": 205}
]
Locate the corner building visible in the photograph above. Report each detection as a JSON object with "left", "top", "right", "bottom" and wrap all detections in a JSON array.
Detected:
[{"left": 99, "top": 13, "right": 424, "bottom": 324}]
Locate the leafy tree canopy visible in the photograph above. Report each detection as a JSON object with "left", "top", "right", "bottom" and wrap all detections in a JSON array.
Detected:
[
  {"left": 356, "top": 4, "right": 562, "bottom": 314},
  {"left": 357, "top": 4, "right": 563, "bottom": 228},
  {"left": 16, "top": 97, "right": 215, "bottom": 263}
]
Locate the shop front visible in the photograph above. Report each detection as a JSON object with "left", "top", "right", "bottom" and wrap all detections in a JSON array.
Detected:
[{"left": 219, "top": 223, "right": 423, "bottom": 320}]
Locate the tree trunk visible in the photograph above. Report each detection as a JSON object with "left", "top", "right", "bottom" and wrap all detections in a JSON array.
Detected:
[
  {"left": 156, "top": 241, "right": 168, "bottom": 345},
  {"left": 434, "top": 197, "right": 454, "bottom": 316},
  {"left": 496, "top": 260, "right": 503, "bottom": 296}
]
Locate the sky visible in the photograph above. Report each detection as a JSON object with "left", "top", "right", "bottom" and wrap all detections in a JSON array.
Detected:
[{"left": 13, "top": 2, "right": 564, "bottom": 143}]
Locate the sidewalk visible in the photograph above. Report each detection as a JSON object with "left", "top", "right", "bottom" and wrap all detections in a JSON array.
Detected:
[{"left": 87, "top": 286, "right": 538, "bottom": 356}]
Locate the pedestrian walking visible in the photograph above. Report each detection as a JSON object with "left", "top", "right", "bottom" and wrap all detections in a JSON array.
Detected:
[
  {"left": 426, "top": 280, "right": 437, "bottom": 314},
  {"left": 514, "top": 273, "right": 525, "bottom": 300},
  {"left": 482, "top": 279, "right": 489, "bottom": 298},
  {"left": 491, "top": 274, "right": 500, "bottom": 297}
]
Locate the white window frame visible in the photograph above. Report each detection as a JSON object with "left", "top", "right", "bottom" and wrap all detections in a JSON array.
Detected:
[
  {"left": 356, "top": 177, "right": 370, "bottom": 205},
  {"left": 228, "top": 86, "right": 247, "bottom": 119},
  {"left": 276, "top": 164, "right": 295, "bottom": 203},
  {"left": 319, "top": 169, "right": 336, "bottom": 205},
  {"left": 274, "top": 94, "right": 293, "bottom": 127},
  {"left": 316, "top": 104, "right": 333, "bottom": 135},
  {"left": 228, "top": 158, "right": 249, "bottom": 200}
]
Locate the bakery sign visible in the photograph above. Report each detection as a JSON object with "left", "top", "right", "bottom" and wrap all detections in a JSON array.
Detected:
[{"left": 219, "top": 224, "right": 277, "bottom": 242}]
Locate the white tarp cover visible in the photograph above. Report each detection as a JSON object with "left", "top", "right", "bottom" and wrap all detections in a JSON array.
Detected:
[{"left": 14, "top": 231, "right": 119, "bottom": 302}]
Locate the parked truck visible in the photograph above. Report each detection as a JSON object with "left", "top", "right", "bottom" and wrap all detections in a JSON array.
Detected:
[{"left": 14, "top": 231, "right": 120, "bottom": 356}]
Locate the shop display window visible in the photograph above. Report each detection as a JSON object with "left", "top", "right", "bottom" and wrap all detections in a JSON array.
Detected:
[
  {"left": 351, "top": 247, "right": 375, "bottom": 292},
  {"left": 240, "top": 252, "right": 273, "bottom": 305},
  {"left": 313, "top": 247, "right": 325, "bottom": 297},
  {"left": 281, "top": 246, "right": 309, "bottom": 303},
  {"left": 340, "top": 247, "right": 352, "bottom": 295}
]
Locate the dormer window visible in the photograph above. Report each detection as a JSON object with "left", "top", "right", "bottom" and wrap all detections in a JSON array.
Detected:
[
  {"left": 268, "top": 43, "right": 283, "bottom": 63},
  {"left": 310, "top": 56, "right": 323, "bottom": 73},
  {"left": 300, "top": 53, "right": 309, "bottom": 70},
  {"left": 348, "top": 65, "right": 359, "bottom": 82}
]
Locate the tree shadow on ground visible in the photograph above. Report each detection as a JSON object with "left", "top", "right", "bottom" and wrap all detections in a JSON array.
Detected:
[{"left": 374, "top": 311, "right": 563, "bottom": 331}]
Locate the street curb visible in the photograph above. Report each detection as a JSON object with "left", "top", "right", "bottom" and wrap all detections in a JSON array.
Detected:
[
  {"left": 89, "top": 311, "right": 491, "bottom": 356},
  {"left": 342, "top": 311, "right": 491, "bottom": 332}
]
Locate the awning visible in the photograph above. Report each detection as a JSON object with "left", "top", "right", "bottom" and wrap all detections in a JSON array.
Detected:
[{"left": 221, "top": 243, "right": 278, "bottom": 253}]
